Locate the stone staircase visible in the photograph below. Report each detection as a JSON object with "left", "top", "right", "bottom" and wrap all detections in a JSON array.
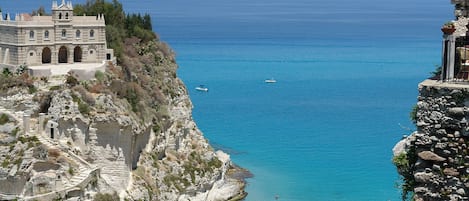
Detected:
[
  {"left": 35, "top": 132, "right": 97, "bottom": 189},
  {"left": 64, "top": 165, "right": 93, "bottom": 188},
  {"left": 100, "top": 157, "right": 129, "bottom": 191},
  {"left": 21, "top": 119, "right": 100, "bottom": 201}
]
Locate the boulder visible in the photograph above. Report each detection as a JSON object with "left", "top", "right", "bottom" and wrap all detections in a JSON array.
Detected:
[
  {"left": 414, "top": 171, "right": 435, "bottom": 183},
  {"left": 448, "top": 107, "right": 465, "bottom": 117},
  {"left": 418, "top": 151, "right": 446, "bottom": 162},
  {"left": 444, "top": 167, "right": 460, "bottom": 176},
  {"left": 392, "top": 139, "right": 407, "bottom": 157}
]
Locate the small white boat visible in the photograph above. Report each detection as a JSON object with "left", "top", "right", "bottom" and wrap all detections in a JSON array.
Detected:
[
  {"left": 265, "top": 78, "right": 277, "bottom": 83},
  {"left": 195, "top": 85, "right": 209, "bottom": 92}
]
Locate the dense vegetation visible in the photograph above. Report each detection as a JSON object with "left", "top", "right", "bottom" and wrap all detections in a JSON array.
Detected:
[
  {"left": 73, "top": 0, "right": 157, "bottom": 61},
  {"left": 0, "top": 66, "right": 35, "bottom": 94},
  {"left": 63, "top": 0, "right": 177, "bottom": 125}
]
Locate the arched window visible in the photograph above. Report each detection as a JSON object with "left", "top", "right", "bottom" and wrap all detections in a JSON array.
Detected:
[
  {"left": 76, "top": 30, "right": 81, "bottom": 38},
  {"left": 44, "top": 30, "right": 49, "bottom": 39},
  {"left": 65, "top": 13, "right": 69, "bottom": 19},
  {"left": 62, "top": 29, "right": 66, "bottom": 38},
  {"left": 59, "top": 13, "right": 62, "bottom": 19},
  {"left": 90, "top": 30, "right": 94, "bottom": 38},
  {"left": 29, "top": 31, "right": 34, "bottom": 39}
]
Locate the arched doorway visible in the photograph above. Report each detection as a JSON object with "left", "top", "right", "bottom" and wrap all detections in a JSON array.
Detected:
[
  {"left": 58, "top": 46, "right": 68, "bottom": 63},
  {"left": 42, "top": 47, "right": 51, "bottom": 64},
  {"left": 74, "top": 46, "right": 82, "bottom": 62}
]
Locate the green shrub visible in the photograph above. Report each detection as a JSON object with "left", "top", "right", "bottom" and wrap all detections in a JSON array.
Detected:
[
  {"left": 393, "top": 148, "right": 417, "bottom": 201},
  {"left": 14, "top": 157, "right": 22, "bottom": 166},
  {"left": 16, "top": 64, "right": 28, "bottom": 75},
  {"left": 0, "top": 113, "right": 9, "bottom": 125},
  {"left": 71, "top": 93, "right": 80, "bottom": 103},
  {"left": 66, "top": 74, "right": 79, "bottom": 87},
  {"left": 78, "top": 102, "right": 90, "bottom": 115},
  {"left": 28, "top": 85, "right": 37, "bottom": 94},
  {"left": 68, "top": 167, "right": 74, "bottom": 175},
  {"left": 2, "top": 68, "right": 11, "bottom": 77},
  {"left": 40, "top": 76, "right": 48, "bottom": 83},
  {"left": 125, "top": 88, "right": 139, "bottom": 112},
  {"left": 11, "top": 127, "right": 19, "bottom": 137},
  {"left": 2, "top": 158, "right": 9, "bottom": 168},
  {"left": 49, "top": 85, "right": 61, "bottom": 91},
  {"left": 393, "top": 152, "right": 409, "bottom": 169},
  {"left": 95, "top": 70, "right": 105, "bottom": 83},
  {"left": 18, "top": 136, "right": 39, "bottom": 143},
  {"left": 208, "top": 158, "right": 223, "bottom": 169}
]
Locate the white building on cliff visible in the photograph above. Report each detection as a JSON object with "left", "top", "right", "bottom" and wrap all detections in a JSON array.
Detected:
[{"left": 0, "top": 0, "right": 113, "bottom": 68}]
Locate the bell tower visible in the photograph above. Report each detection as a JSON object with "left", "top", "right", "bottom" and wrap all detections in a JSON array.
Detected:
[{"left": 52, "top": 0, "right": 73, "bottom": 22}]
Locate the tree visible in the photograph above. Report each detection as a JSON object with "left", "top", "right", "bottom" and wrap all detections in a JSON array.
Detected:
[
  {"left": 31, "top": 6, "right": 46, "bottom": 16},
  {"left": 143, "top": 14, "right": 152, "bottom": 30}
]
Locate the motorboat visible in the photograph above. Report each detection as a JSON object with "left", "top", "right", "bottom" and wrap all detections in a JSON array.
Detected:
[
  {"left": 265, "top": 78, "right": 277, "bottom": 83},
  {"left": 195, "top": 85, "right": 209, "bottom": 92}
]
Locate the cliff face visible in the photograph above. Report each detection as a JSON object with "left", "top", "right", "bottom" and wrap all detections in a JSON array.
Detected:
[
  {"left": 393, "top": 80, "right": 469, "bottom": 201},
  {"left": 0, "top": 38, "right": 246, "bottom": 200}
]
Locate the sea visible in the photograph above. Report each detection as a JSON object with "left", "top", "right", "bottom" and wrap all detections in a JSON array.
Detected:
[{"left": 1, "top": 0, "right": 454, "bottom": 200}]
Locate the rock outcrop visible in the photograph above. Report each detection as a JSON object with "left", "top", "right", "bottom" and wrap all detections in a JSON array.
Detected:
[
  {"left": 0, "top": 35, "right": 247, "bottom": 201},
  {"left": 393, "top": 80, "right": 469, "bottom": 201}
]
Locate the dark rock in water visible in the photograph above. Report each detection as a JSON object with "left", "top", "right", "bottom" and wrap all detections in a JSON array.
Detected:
[{"left": 227, "top": 164, "right": 253, "bottom": 181}]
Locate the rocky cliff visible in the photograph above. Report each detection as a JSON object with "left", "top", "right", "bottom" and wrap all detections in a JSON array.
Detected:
[
  {"left": 393, "top": 80, "right": 469, "bottom": 201},
  {"left": 0, "top": 38, "right": 247, "bottom": 200}
]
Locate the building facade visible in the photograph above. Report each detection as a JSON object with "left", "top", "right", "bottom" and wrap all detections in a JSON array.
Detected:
[{"left": 0, "top": 0, "right": 113, "bottom": 67}]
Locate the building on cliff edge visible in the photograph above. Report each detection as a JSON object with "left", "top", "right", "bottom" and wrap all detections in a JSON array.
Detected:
[{"left": 0, "top": 0, "right": 113, "bottom": 68}]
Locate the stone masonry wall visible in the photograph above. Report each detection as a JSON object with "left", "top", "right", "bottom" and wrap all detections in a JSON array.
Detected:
[{"left": 395, "top": 80, "right": 469, "bottom": 201}]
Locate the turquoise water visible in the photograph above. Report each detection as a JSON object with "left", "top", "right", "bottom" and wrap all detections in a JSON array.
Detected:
[
  {"left": 1, "top": 0, "right": 454, "bottom": 200},
  {"left": 173, "top": 39, "right": 437, "bottom": 201},
  {"left": 150, "top": 1, "right": 453, "bottom": 200}
]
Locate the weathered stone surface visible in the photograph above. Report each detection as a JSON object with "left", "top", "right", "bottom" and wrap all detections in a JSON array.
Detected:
[
  {"left": 418, "top": 151, "right": 446, "bottom": 162},
  {"left": 392, "top": 138, "right": 407, "bottom": 157},
  {"left": 414, "top": 171, "right": 435, "bottom": 183},
  {"left": 0, "top": 63, "right": 248, "bottom": 200},
  {"left": 444, "top": 168, "right": 460, "bottom": 176},
  {"left": 448, "top": 107, "right": 465, "bottom": 117}
]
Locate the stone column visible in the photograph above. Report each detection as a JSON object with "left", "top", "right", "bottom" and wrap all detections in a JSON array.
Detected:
[
  {"left": 449, "top": 34, "right": 456, "bottom": 80},
  {"left": 38, "top": 113, "right": 45, "bottom": 135},
  {"left": 23, "top": 113, "right": 30, "bottom": 134},
  {"left": 442, "top": 34, "right": 456, "bottom": 81}
]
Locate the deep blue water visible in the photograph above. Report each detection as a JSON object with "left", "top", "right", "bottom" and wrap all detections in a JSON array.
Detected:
[{"left": 1, "top": 0, "right": 454, "bottom": 200}]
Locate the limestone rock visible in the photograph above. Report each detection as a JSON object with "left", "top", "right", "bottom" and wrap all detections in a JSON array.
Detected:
[{"left": 392, "top": 138, "right": 407, "bottom": 157}]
